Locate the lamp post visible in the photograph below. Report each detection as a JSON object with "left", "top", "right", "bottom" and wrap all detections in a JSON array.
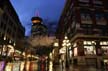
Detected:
[{"left": 62, "top": 36, "right": 71, "bottom": 68}]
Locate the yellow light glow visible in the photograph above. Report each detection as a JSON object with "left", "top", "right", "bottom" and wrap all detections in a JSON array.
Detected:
[
  {"left": 20, "top": 62, "right": 25, "bottom": 71},
  {"left": 62, "top": 43, "right": 66, "bottom": 46},
  {"left": 66, "top": 40, "right": 69, "bottom": 43},
  {"left": 54, "top": 42, "right": 59, "bottom": 47},
  {"left": 49, "top": 61, "right": 53, "bottom": 71},
  {"left": 27, "top": 54, "right": 31, "bottom": 58},
  {"left": 32, "top": 20, "right": 41, "bottom": 23},
  {"left": 63, "top": 40, "right": 66, "bottom": 43},
  {"left": 4, "top": 36, "right": 6, "bottom": 40},
  {"left": 74, "top": 48, "right": 77, "bottom": 56},
  {"left": 26, "top": 61, "right": 30, "bottom": 71},
  {"left": 67, "top": 43, "right": 71, "bottom": 46},
  {"left": 59, "top": 47, "right": 66, "bottom": 53},
  {"left": 65, "top": 36, "right": 68, "bottom": 39}
]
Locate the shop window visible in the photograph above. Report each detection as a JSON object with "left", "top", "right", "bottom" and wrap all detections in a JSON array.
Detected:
[
  {"left": 84, "top": 41, "right": 96, "bottom": 55},
  {"left": 100, "top": 41, "right": 108, "bottom": 45},
  {"left": 83, "top": 41, "right": 96, "bottom": 45},
  {"left": 101, "top": 46, "right": 108, "bottom": 55},
  {"left": 84, "top": 46, "right": 96, "bottom": 55},
  {"left": 74, "top": 47, "right": 77, "bottom": 56},
  {"left": 100, "top": 41, "right": 108, "bottom": 55}
]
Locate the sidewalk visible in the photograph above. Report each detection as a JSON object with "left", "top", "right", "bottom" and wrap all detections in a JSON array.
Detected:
[{"left": 53, "top": 64, "right": 106, "bottom": 71}]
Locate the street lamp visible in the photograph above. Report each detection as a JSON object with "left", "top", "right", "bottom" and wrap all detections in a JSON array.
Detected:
[{"left": 62, "top": 36, "right": 71, "bottom": 67}]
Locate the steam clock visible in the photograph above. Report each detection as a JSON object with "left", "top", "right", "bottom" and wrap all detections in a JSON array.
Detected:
[{"left": 31, "top": 16, "right": 48, "bottom": 37}]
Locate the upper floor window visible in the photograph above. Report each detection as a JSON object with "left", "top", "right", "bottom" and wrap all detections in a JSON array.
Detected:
[
  {"left": 78, "top": 0, "right": 90, "bottom": 7},
  {"left": 93, "top": 0, "right": 103, "bottom": 5},
  {"left": 95, "top": 14, "right": 107, "bottom": 25},
  {"left": 80, "top": 13, "right": 92, "bottom": 24},
  {"left": 79, "top": 0, "right": 89, "bottom": 3}
]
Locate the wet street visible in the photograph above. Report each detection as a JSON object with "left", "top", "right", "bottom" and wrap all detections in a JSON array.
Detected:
[
  {"left": 42, "top": 60, "right": 108, "bottom": 71},
  {"left": 52, "top": 63, "right": 107, "bottom": 71},
  {"left": 0, "top": 58, "right": 108, "bottom": 71}
]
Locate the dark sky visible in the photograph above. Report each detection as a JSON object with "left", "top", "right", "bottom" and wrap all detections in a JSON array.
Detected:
[{"left": 10, "top": 0, "right": 65, "bottom": 36}]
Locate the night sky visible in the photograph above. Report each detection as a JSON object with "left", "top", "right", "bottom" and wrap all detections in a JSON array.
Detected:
[{"left": 10, "top": 0, "right": 66, "bottom": 36}]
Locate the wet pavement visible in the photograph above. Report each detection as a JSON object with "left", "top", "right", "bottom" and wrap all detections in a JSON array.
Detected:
[
  {"left": 3, "top": 60, "right": 108, "bottom": 71},
  {"left": 53, "top": 64, "right": 108, "bottom": 71}
]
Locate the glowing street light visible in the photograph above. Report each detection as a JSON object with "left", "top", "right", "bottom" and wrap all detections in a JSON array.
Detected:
[
  {"left": 53, "top": 42, "right": 59, "bottom": 47},
  {"left": 62, "top": 36, "right": 71, "bottom": 67}
]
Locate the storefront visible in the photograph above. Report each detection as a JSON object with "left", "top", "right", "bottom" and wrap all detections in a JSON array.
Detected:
[
  {"left": 100, "top": 41, "right": 108, "bottom": 55},
  {"left": 72, "top": 39, "right": 108, "bottom": 68}
]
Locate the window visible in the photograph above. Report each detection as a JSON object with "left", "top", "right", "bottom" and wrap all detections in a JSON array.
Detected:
[
  {"left": 74, "top": 47, "right": 78, "bottom": 56},
  {"left": 96, "top": 14, "right": 107, "bottom": 25},
  {"left": 81, "top": 13, "right": 92, "bottom": 24},
  {"left": 83, "top": 41, "right": 96, "bottom": 55},
  {"left": 79, "top": 0, "right": 89, "bottom": 3},
  {"left": 101, "top": 46, "right": 108, "bottom": 55},
  {"left": 78, "top": 0, "right": 90, "bottom": 7},
  {"left": 93, "top": 0, "right": 103, "bottom": 6},
  {"left": 100, "top": 41, "right": 108, "bottom": 55},
  {"left": 100, "top": 41, "right": 108, "bottom": 45}
]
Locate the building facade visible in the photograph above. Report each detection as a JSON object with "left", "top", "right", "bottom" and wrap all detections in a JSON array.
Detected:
[
  {"left": 0, "top": 0, "right": 25, "bottom": 60},
  {"left": 57, "top": 0, "right": 108, "bottom": 68}
]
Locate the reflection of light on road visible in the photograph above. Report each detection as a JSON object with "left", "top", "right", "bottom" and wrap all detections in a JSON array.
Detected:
[
  {"left": 20, "top": 61, "right": 25, "bottom": 71},
  {"left": 0, "top": 61, "right": 5, "bottom": 71},
  {"left": 26, "top": 61, "right": 30, "bottom": 71},
  {"left": 49, "top": 61, "right": 53, "bottom": 71},
  {"left": 5, "top": 63, "right": 13, "bottom": 71},
  {"left": 31, "top": 61, "right": 38, "bottom": 71}
]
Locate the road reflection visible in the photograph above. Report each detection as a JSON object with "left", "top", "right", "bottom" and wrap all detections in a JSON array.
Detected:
[{"left": 49, "top": 61, "right": 53, "bottom": 71}]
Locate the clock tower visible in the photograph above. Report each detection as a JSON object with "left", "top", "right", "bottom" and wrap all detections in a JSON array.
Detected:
[{"left": 31, "top": 16, "right": 48, "bottom": 37}]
